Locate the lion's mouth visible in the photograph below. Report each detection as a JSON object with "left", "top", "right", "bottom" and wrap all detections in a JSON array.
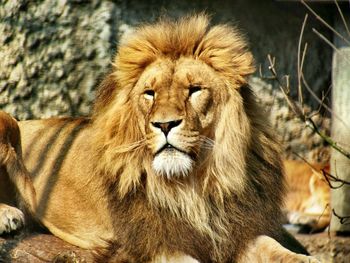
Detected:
[
  {"left": 155, "top": 143, "right": 189, "bottom": 156},
  {"left": 152, "top": 143, "right": 194, "bottom": 177}
]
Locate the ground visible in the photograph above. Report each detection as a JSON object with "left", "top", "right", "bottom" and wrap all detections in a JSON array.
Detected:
[
  {"left": 0, "top": 233, "right": 93, "bottom": 263},
  {"left": 297, "top": 232, "right": 350, "bottom": 263},
  {"left": 0, "top": 232, "right": 350, "bottom": 262}
]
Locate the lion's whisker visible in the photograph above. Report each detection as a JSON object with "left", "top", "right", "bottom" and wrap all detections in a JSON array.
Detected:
[
  {"left": 197, "top": 136, "right": 215, "bottom": 150},
  {"left": 199, "top": 136, "right": 215, "bottom": 144},
  {"left": 112, "top": 139, "right": 147, "bottom": 153}
]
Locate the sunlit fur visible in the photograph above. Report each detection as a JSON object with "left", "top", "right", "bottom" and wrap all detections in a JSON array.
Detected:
[
  {"left": 0, "top": 13, "right": 316, "bottom": 262},
  {"left": 152, "top": 151, "right": 193, "bottom": 178},
  {"left": 284, "top": 160, "right": 330, "bottom": 232},
  {"left": 90, "top": 14, "right": 285, "bottom": 260}
]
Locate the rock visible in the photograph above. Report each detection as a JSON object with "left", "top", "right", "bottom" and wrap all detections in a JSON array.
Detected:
[
  {"left": 0, "top": 0, "right": 332, "bottom": 162},
  {"left": 0, "top": 0, "right": 113, "bottom": 119},
  {"left": 1, "top": 232, "right": 349, "bottom": 262},
  {"left": 295, "top": 232, "right": 350, "bottom": 263},
  {"left": 0, "top": 233, "right": 94, "bottom": 263},
  {"left": 250, "top": 77, "right": 330, "bottom": 164}
]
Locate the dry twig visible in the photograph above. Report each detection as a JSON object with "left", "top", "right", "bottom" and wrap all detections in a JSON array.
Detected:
[
  {"left": 334, "top": 0, "right": 350, "bottom": 37},
  {"left": 301, "top": 0, "right": 350, "bottom": 46},
  {"left": 297, "top": 14, "right": 308, "bottom": 109},
  {"left": 332, "top": 209, "right": 350, "bottom": 225},
  {"left": 262, "top": 0, "right": 350, "bottom": 224},
  {"left": 292, "top": 151, "right": 350, "bottom": 188},
  {"left": 312, "top": 28, "right": 350, "bottom": 65}
]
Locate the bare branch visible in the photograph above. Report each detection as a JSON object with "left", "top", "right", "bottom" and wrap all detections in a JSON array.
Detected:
[
  {"left": 297, "top": 14, "right": 308, "bottom": 109},
  {"left": 301, "top": 74, "right": 350, "bottom": 130},
  {"left": 283, "top": 75, "right": 290, "bottom": 93},
  {"left": 306, "top": 118, "right": 350, "bottom": 159},
  {"left": 299, "top": 44, "right": 308, "bottom": 115},
  {"left": 332, "top": 209, "right": 350, "bottom": 225},
  {"left": 292, "top": 151, "right": 350, "bottom": 188},
  {"left": 310, "top": 86, "right": 328, "bottom": 117},
  {"left": 334, "top": 0, "right": 350, "bottom": 37},
  {"left": 313, "top": 28, "right": 350, "bottom": 65},
  {"left": 301, "top": 0, "right": 350, "bottom": 46},
  {"left": 264, "top": 55, "right": 350, "bottom": 160},
  {"left": 304, "top": 164, "right": 350, "bottom": 224},
  {"left": 291, "top": 151, "right": 321, "bottom": 173},
  {"left": 265, "top": 55, "right": 305, "bottom": 119}
]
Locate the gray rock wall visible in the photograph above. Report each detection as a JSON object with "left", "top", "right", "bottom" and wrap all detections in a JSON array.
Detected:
[
  {"left": 250, "top": 77, "right": 330, "bottom": 163},
  {"left": 1, "top": 0, "right": 114, "bottom": 119},
  {"left": 0, "top": 0, "right": 333, "bottom": 162}
]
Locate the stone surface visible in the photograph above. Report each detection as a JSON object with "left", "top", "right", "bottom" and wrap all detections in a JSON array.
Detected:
[
  {"left": 250, "top": 77, "right": 330, "bottom": 163},
  {"left": 296, "top": 232, "right": 350, "bottom": 263},
  {"left": 0, "top": 0, "right": 114, "bottom": 119},
  {"left": 0, "top": 0, "right": 333, "bottom": 159},
  {"left": 0, "top": 233, "right": 94, "bottom": 262},
  {"left": 330, "top": 47, "right": 350, "bottom": 232},
  {"left": 1, "top": 232, "right": 350, "bottom": 263}
]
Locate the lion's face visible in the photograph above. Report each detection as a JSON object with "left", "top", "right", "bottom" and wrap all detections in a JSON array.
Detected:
[
  {"left": 132, "top": 57, "right": 226, "bottom": 177},
  {"left": 94, "top": 14, "right": 255, "bottom": 183}
]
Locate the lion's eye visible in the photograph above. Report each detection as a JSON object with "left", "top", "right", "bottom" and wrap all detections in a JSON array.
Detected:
[
  {"left": 189, "top": 86, "right": 202, "bottom": 96},
  {"left": 144, "top": 90, "right": 155, "bottom": 100}
]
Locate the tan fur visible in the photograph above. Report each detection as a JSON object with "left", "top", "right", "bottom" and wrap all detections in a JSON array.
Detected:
[
  {"left": 0, "top": 15, "right": 319, "bottom": 262},
  {"left": 239, "top": 235, "right": 319, "bottom": 263},
  {"left": 0, "top": 112, "right": 36, "bottom": 211},
  {"left": 284, "top": 159, "right": 330, "bottom": 232}
]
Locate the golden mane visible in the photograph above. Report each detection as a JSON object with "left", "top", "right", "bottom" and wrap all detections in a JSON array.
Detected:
[
  {"left": 94, "top": 14, "right": 254, "bottom": 112},
  {"left": 90, "top": 14, "right": 284, "bottom": 258}
]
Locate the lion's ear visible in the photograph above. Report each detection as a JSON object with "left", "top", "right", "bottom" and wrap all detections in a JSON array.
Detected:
[
  {"left": 235, "top": 51, "right": 255, "bottom": 81},
  {"left": 93, "top": 74, "right": 118, "bottom": 114},
  {"left": 195, "top": 25, "right": 255, "bottom": 86},
  {"left": 227, "top": 50, "right": 255, "bottom": 86}
]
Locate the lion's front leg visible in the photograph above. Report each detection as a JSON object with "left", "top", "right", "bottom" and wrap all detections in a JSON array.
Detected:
[
  {"left": 0, "top": 143, "right": 27, "bottom": 235},
  {"left": 238, "top": 235, "right": 320, "bottom": 263},
  {"left": 0, "top": 111, "right": 36, "bottom": 235}
]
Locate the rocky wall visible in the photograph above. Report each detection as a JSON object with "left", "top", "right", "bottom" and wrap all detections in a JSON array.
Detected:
[
  {"left": 0, "top": 0, "right": 333, "bottom": 162},
  {"left": 250, "top": 77, "right": 330, "bottom": 162},
  {"left": 0, "top": 0, "right": 115, "bottom": 119}
]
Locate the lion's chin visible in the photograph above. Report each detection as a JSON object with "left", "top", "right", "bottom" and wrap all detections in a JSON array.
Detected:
[{"left": 152, "top": 149, "right": 193, "bottom": 178}]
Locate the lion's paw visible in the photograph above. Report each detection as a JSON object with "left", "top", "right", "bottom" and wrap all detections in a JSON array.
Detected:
[
  {"left": 288, "top": 211, "right": 318, "bottom": 227},
  {"left": 0, "top": 204, "right": 25, "bottom": 235},
  {"left": 292, "top": 254, "right": 321, "bottom": 263}
]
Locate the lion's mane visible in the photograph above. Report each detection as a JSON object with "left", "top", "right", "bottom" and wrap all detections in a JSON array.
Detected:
[{"left": 91, "top": 14, "right": 285, "bottom": 260}]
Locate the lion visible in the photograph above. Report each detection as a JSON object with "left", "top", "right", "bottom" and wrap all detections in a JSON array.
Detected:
[
  {"left": 284, "top": 159, "right": 330, "bottom": 233},
  {"left": 0, "top": 15, "right": 320, "bottom": 262}
]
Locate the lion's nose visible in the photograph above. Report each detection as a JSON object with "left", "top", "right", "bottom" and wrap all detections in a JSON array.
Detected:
[{"left": 151, "top": 119, "right": 182, "bottom": 136}]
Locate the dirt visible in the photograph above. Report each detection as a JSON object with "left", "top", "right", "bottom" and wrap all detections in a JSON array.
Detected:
[
  {"left": 0, "top": 232, "right": 349, "bottom": 262},
  {"left": 295, "top": 232, "right": 350, "bottom": 263}
]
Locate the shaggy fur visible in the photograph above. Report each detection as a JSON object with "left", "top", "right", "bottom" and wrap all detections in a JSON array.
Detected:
[
  {"left": 91, "top": 14, "right": 284, "bottom": 261},
  {"left": 0, "top": 14, "right": 319, "bottom": 263}
]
